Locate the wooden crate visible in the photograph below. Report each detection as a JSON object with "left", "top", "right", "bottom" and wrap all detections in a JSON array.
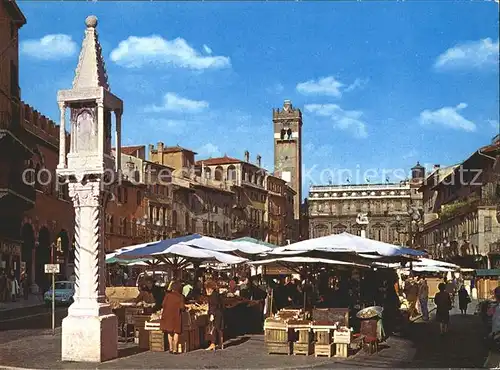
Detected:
[
  {"left": 315, "top": 330, "right": 332, "bottom": 345},
  {"left": 335, "top": 343, "right": 348, "bottom": 358},
  {"left": 293, "top": 329, "right": 313, "bottom": 356},
  {"left": 315, "top": 343, "right": 335, "bottom": 358},
  {"left": 149, "top": 330, "right": 168, "bottom": 352},
  {"left": 265, "top": 328, "right": 288, "bottom": 343},
  {"left": 266, "top": 341, "right": 292, "bottom": 355}
]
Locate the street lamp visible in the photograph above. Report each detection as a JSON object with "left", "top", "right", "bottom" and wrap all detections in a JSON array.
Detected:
[{"left": 393, "top": 206, "right": 424, "bottom": 248}]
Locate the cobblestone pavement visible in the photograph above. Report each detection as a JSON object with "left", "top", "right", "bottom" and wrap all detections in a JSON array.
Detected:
[
  {"left": 0, "top": 306, "right": 67, "bottom": 344},
  {"left": 0, "top": 303, "right": 487, "bottom": 369}
]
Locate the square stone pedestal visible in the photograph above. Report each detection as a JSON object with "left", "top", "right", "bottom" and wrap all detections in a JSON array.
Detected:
[{"left": 61, "top": 313, "right": 118, "bottom": 362}]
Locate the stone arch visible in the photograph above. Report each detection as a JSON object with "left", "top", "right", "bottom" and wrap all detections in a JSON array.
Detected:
[
  {"left": 21, "top": 223, "right": 35, "bottom": 284},
  {"left": 35, "top": 227, "right": 51, "bottom": 291},
  {"left": 313, "top": 224, "right": 329, "bottom": 238},
  {"left": 227, "top": 165, "right": 237, "bottom": 181},
  {"left": 214, "top": 166, "right": 224, "bottom": 181}
]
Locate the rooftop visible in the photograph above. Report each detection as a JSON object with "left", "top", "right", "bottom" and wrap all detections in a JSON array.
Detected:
[
  {"left": 310, "top": 182, "right": 410, "bottom": 191},
  {"left": 195, "top": 155, "right": 242, "bottom": 166},
  {"left": 120, "top": 145, "right": 144, "bottom": 156},
  {"left": 152, "top": 145, "right": 197, "bottom": 155}
]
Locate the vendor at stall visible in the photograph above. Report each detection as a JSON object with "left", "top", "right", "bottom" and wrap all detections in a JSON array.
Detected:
[{"left": 135, "top": 276, "right": 165, "bottom": 311}]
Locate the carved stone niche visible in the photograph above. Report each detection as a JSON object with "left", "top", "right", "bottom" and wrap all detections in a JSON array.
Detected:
[{"left": 70, "top": 103, "right": 97, "bottom": 153}]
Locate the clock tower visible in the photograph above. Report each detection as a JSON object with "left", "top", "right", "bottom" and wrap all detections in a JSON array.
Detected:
[{"left": 273, "top": 100, "right": 303, "bottom": 226}]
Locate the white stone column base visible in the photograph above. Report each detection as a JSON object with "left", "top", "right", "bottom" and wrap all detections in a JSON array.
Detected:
[{"left": 61, "top": 312, "right": 118, "bottom": 362}]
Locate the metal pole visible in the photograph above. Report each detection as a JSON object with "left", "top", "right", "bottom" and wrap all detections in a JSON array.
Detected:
[{"left": 51, "top": 272, "right": 55, "bottom": 335}]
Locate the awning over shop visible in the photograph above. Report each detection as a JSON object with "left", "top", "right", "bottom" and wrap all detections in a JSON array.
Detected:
[{"left": 476, "top": 269, "right": 500, "bottom": 277}]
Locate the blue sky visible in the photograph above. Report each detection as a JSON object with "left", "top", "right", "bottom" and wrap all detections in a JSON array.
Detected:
[{"left": 17, "top": 1, "right": 499, "bottom": 196}]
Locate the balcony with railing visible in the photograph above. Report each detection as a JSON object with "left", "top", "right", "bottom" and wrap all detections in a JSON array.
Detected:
[{"left": 440, "top": 194, "right": 498, "bottom": 220}]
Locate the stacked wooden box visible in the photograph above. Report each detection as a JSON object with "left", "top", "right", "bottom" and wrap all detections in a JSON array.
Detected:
[
  {"left": 149, "top": 329, "right": 168, "bottom": 352},
  {"left": 288, "top": 320, "right": 313, "bottom": 356},
  {"left": 312, "top": 325, "right": 335, "bottom": 357},
  {"left": 311, "top": 308, "right": 350, "bottom": 358},
  {"left": 264, "top": 318, "right": 292, "bottom": 355}
]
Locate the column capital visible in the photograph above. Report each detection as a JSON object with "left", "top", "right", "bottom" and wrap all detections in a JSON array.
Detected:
[
  {"left": 58, "top": 101, "right": 66, "bottom": 110},
  {"left": 96, "top": 99, "right": 104, "bottom": 108},
  {"left": 114, "top": 108, "right": 123, "bottom": 117}
]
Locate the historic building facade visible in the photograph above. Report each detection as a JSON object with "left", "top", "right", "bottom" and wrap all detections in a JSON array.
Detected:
[
  {"left": 419, "top": 137, "right": 500, "bottom": 268},
  {"left": 195, "top": 152, "right": 268, "bottom": 240},
  {"left": 308, "top": 163, "right": 424, "bottom": 246},
  {"left": 1, "top": 1, "right": 74, "bottom": 290}
]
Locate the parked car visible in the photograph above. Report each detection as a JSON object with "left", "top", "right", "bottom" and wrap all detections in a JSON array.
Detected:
[{"left": 44, "top": 280, "right": 75, "bottom": 306}]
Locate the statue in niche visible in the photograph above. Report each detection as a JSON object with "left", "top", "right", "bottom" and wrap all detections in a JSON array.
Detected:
[{"left": 75, "top": 109, "right": 96, "bottom": 152}]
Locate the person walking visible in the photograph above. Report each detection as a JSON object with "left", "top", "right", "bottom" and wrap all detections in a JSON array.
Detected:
[
  {"left": 418, "top": 276, "right": 429, "bottom": 321},
  {"left": 458, "top": 285, "right": 471, "bottom": 315},
  {"left": 435, "top": 282, "right": 452, "bottom": 335},
  {"left": 160, "top": 281, "right": 185, "bottom": 354},
  {"left": 205, "top": 280, "right": 224, "bottom": 351}
]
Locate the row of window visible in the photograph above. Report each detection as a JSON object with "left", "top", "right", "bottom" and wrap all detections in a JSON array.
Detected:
[
  {"left": 422, "top": 214, "right": 492, "bottom": 247},
  {"left": 311, "top": 200, "right": 411, "bottom": 214}
]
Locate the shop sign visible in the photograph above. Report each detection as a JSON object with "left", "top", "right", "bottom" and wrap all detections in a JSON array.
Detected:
[
  {"left": 333, "top": 329, "right": 351, "bottom": 344},
  {"left": 0, "top": 241, "right": 21, "bottom": 256},
  {"left": 44, "top": 264, "right": 60, "bottom": 274}
]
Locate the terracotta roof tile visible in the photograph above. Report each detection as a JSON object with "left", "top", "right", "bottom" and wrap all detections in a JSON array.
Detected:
[
  {"left": 121, "top": 145, "right": 145, "bottom": 156},
  {"left": 195, "top": 156, "right": 242, "bottom": 166},
  {"left": 162, "top": 146, "right": 196, "bottom": 154}
]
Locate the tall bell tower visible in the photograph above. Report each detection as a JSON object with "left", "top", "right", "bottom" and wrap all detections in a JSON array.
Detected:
[{"left": 273, "top": 100, "right": 303, "bottom": 226}]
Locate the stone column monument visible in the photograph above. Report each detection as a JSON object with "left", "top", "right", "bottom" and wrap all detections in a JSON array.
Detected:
[{"left": 56, "top": 15, "right": 123, "bottom": 363}]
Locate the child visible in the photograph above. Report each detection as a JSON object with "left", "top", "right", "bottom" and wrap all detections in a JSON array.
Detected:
[{"left": 435, "top": 282, "right": 452, "bottom": 334}]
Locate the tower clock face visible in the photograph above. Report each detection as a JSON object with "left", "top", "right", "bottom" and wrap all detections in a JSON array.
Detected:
[{"left": 277, "top": 145, "right": 294, "bottom": 170}]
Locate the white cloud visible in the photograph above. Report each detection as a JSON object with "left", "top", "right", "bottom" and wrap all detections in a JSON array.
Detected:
[
  {"left": 419, "top": 103, "right": 476, "bottom": 132},
  {"left": 344, "top": 78, "right": 369, "bottom": 93},
  {"left": 305, "top": 104, "right": 368, "bottom": 138},
  {"left": 296, "top": 76, "right": 367, "bottom": 98},
  {"left": 202, "top": 44, "right": 213, "bottom": 54},
  {"left": 197, "top": 143, "right": 221, "bottom": 158},
  {"left": 110, "top": 35, "right": 231, "bottom": 70},
  {"left": 20, "top": 34, "right": 77, "bottom": 60},
  {"left": 145, "top": 118, "right": 188, "bottom": 134},
  {"left": 434, "top": 38, "right": 499, "bottom": 70},
  {"left": 297, "top": 77, "right": 344, "bottom": 97},
  {"left": 146, "top": 92, "right": 209, "bottom": 113}
]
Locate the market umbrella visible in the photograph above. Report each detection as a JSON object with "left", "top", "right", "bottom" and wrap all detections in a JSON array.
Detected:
[
  {"left": 232, "top": 237, "right": 275, "bottom": 253},
  {"left": 116, "top": 234, "right": 238, "bottom": 259},
  {"left": 105, "top": 241, "right": 159, "bottom": 263},
  {"left": 248, "top": 256, "right": 369, "bottom": 268},
  {"left": 270, "top": 232, "right": 425, "bottom": 258}
]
